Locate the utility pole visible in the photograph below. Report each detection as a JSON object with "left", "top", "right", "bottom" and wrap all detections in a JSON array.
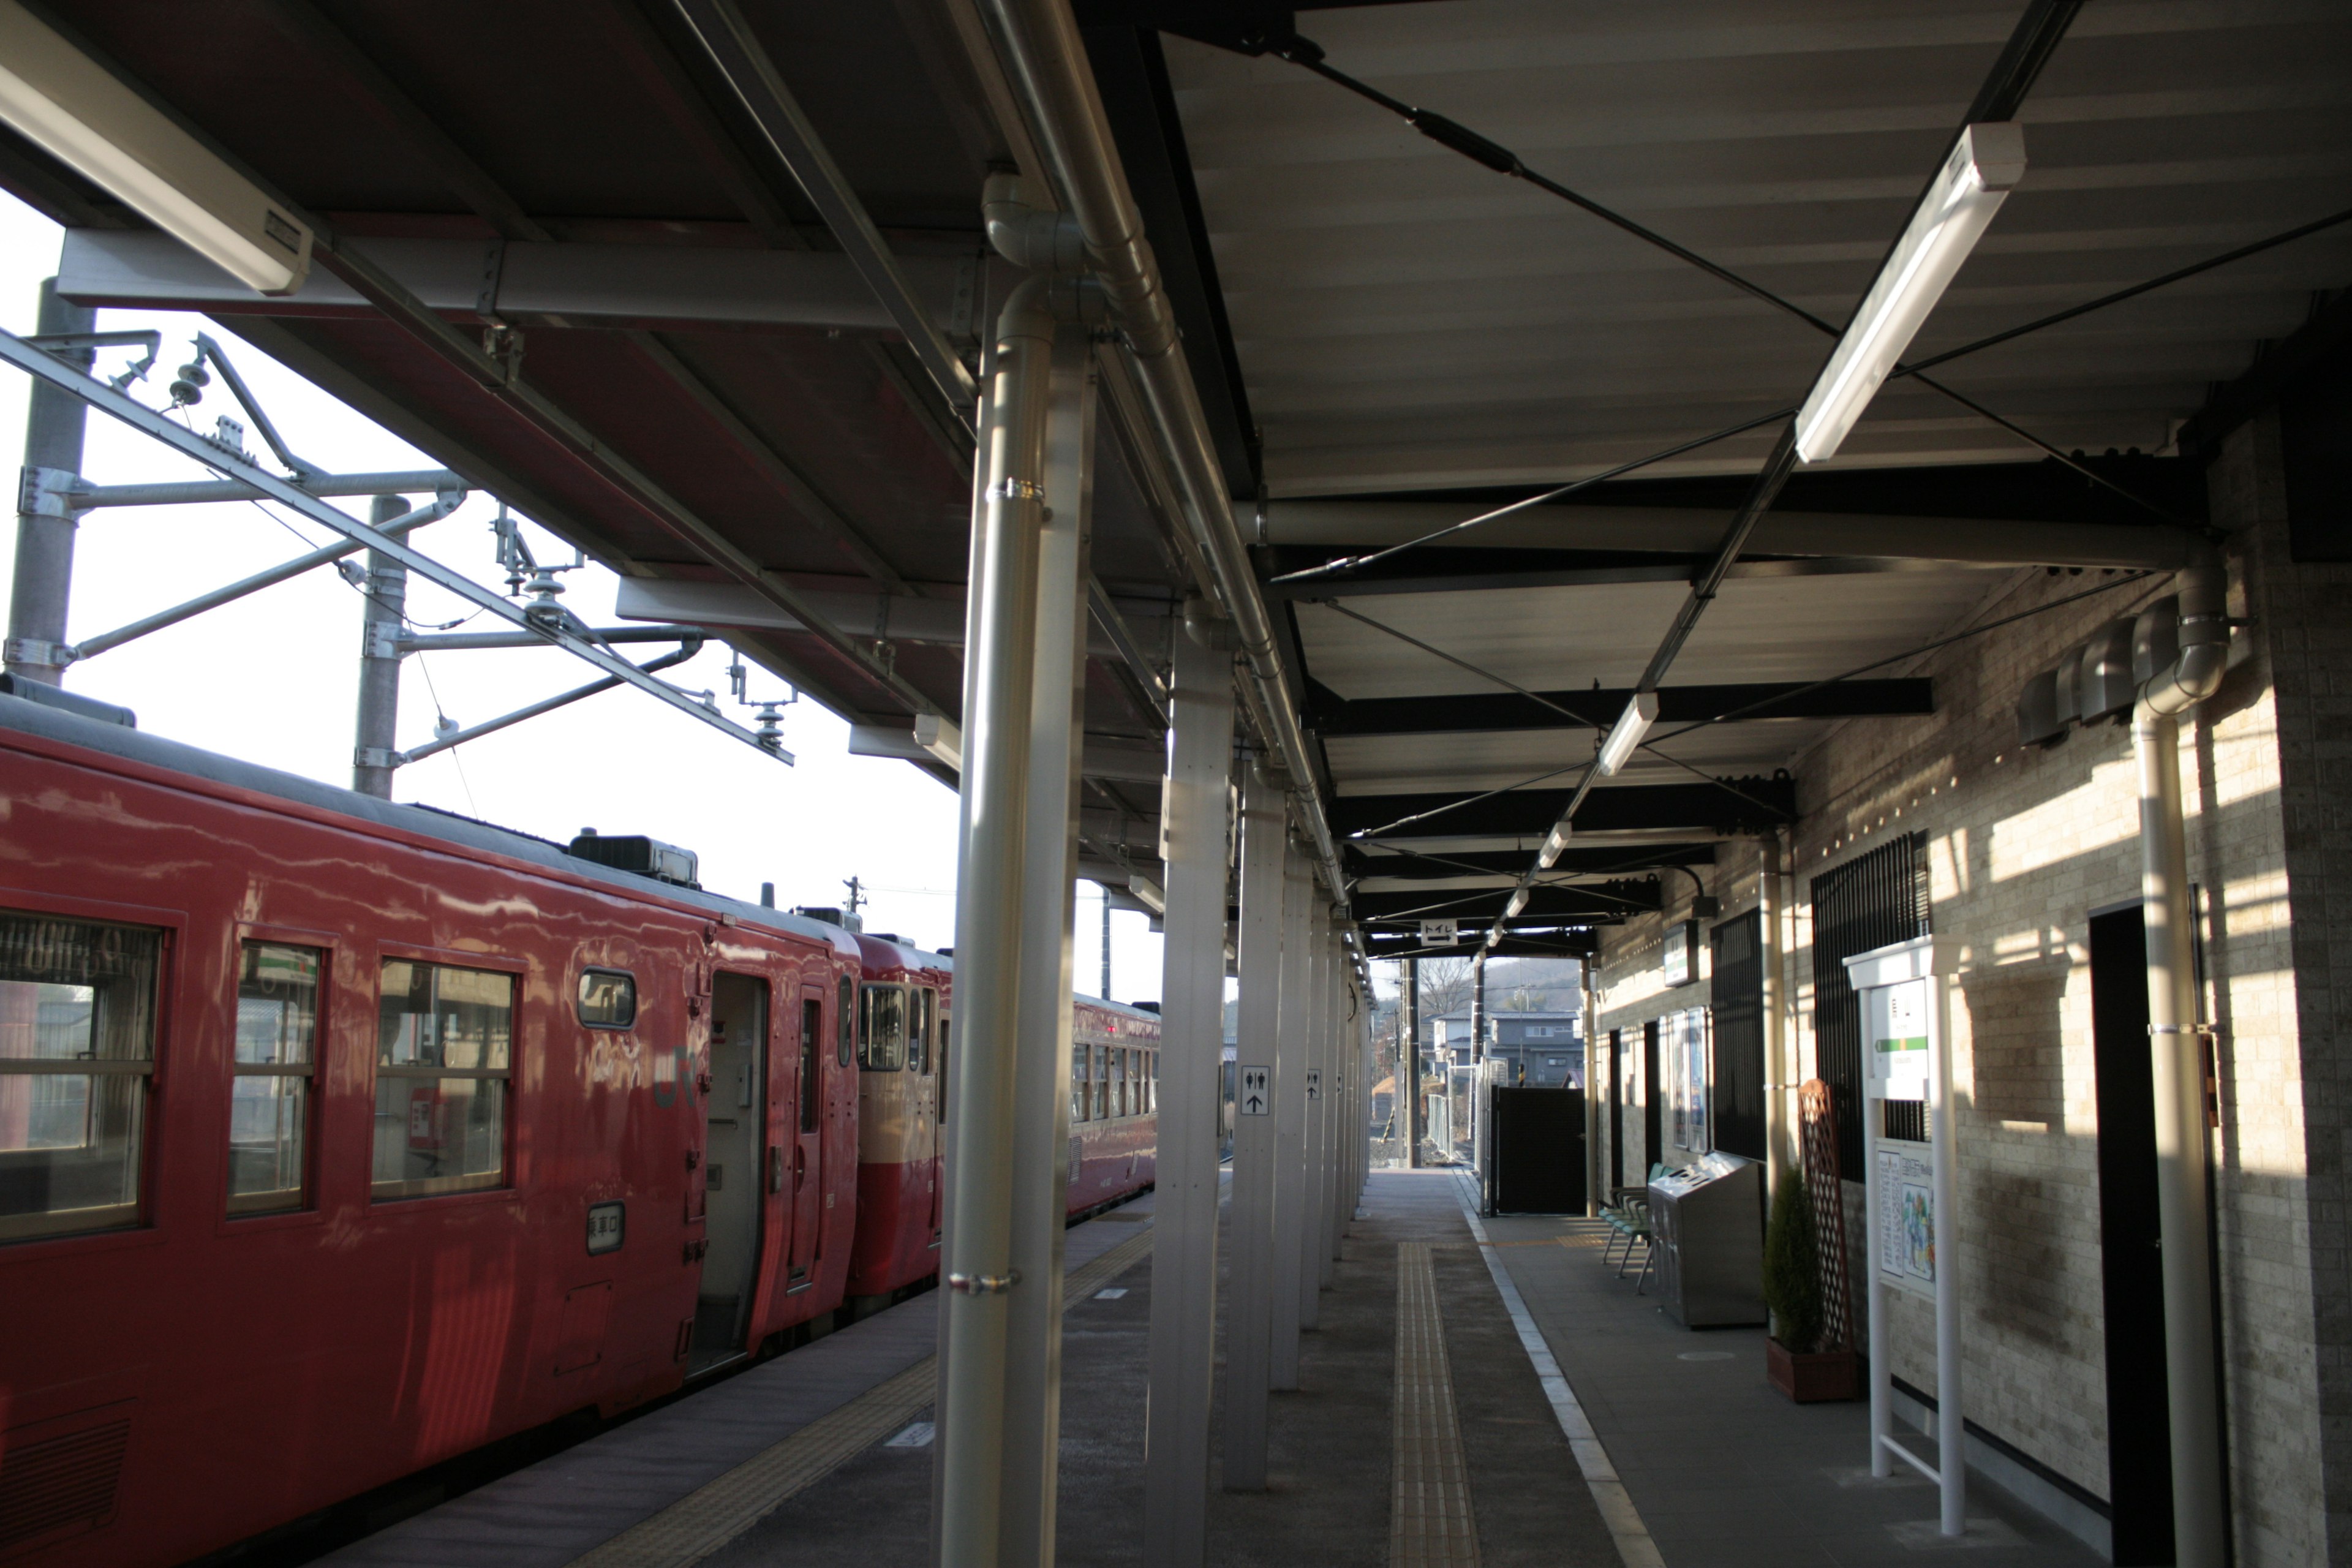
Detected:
[
  {"left": 1101, "top": 883, "right": 1112, "bottom": 1000},
  {"left": 6, "top": 278, "right": 92, "bottom": 687},
  {"left": 1404, "top": 958, "right": 1421, "bottom": 1169},
  {"left": 842, "top": 875, "right": 866, "bottom": 930},
  {"left": 352, "top": 495, "right": 409, "bottom": 798}
]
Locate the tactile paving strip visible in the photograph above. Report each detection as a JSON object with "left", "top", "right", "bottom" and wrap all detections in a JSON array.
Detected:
[
  {"left": 1390, "top": 1240, "right": 1480, "bottom": 1567},
  {"left": 567, "top": 1227, "right": 1155, "bottom": 1568}
]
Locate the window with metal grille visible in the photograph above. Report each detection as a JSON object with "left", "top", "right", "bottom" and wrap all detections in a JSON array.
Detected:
[
  {"left": 1809, "top": 834, "right": 1929, "bottom": 1173},
  {"left": 1708, "top": 910, "right": 1766, "bottom": 1159}
]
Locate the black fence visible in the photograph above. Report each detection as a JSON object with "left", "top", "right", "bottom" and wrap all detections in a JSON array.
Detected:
[{"left": 1809, "top": 833, "right": 1929, "bottom": 1172}]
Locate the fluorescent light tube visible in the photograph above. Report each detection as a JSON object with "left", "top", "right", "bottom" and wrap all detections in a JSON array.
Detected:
[
  {"left": 1536, "top": 821, "right": 1573, "bottom": 870},
  {"left": 0, "top": 1, "right": 313, "bottom": 295},
  {"left": 1794, "top": 121, "right": 2025, "bottom": 465},
  {"left": 1504, "top": 888, "right": 1529, "bottom": 920},
  {"left": 1594, "top": 690, "right": 1658, "bottom": 778}
]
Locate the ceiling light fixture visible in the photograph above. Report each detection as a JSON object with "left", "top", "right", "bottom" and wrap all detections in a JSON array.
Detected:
[
  {"left": 0, "top": 1, "right": 313, "bottom": 295},
  {"left": 1594, "top": 690, "right": 1659, "bottom": 778},
  {"left": 1794, "top": 121, "right": 2025, "bottom": 464},
  {"left": 1537, "top": 821, "right": 1573, "bottom": 870}
]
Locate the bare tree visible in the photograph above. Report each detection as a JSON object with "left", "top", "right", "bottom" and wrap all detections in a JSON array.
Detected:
[{"left": 1414, "top": 956, "right": 1476, "bottom": 1019}]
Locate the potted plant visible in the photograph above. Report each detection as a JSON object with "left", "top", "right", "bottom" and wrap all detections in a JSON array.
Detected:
[{"left": 1763, "top": 1167, "right": 1858, "bottom": 1401}]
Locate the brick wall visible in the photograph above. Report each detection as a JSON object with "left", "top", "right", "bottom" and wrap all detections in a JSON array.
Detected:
[{"left": 1589, "top": 421, "right": 2332, "bottom": 1561}]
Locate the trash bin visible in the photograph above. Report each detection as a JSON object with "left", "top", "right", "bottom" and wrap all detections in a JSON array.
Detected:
[{"left": 1648, "top": 1151, "right": 1765, "bottom": 1327}]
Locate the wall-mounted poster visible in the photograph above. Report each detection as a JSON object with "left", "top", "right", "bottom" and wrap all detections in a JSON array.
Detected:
[
  {"left": 1662, "top": 919, "right": 1698, "bottom": 986},
  {"left": 1667, "top": 1007, "right": 1709, "bottom": 1154},
  {"left": 1875, "top": 1140, "right": 1936, "bottom": 1299}
]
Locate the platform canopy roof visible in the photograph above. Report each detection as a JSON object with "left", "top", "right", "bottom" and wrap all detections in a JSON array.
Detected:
[{"left": 7, "top": 0, "right": 2347, "bottom": 955}]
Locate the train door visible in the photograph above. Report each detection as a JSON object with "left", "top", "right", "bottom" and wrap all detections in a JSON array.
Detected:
[
  {"left": 693, "top": 972, "right": 767, "bottom": 1368},
  {"left": 928, "top": 998, "right": 946, "bottom": 1246},
  {"left": 787, "top": 988, "right": 824, "bottom": 1285}
]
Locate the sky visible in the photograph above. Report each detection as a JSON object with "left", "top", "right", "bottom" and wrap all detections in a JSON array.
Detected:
[{"left": 0, "top": 194, "right": 1171, "bottom": 1000}]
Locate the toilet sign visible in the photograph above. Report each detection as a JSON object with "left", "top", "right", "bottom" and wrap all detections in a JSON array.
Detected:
[
  {"left": 1240, "top": 1066, "right": 1270, "bottom": 1115},
  {"left": 1420, "top": 919, "right": 1459, "bottom": 946},
  {"left": 1306, "top": 1069, "right": 1321, "bottom": 1101}
]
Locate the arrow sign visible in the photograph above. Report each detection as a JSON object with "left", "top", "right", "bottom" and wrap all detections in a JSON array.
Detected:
[
  {"left": 1421, "top": 919, "right": 1459, "bottom": 945},
  {"left": 1306, "top": 1068, "right": 1321, "bottom": 1101},
  {"left": 1240, "top": 1066, "right": 1270, "bottom": 1115}
]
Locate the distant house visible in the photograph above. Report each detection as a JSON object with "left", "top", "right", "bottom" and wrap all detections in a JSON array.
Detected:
[{"left": 1426, "top": 1007, "right": 1584, "bottom": 1088}]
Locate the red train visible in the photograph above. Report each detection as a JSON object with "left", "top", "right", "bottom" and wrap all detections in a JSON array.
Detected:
[{"left": 0, "top": 692, "right": 1156, "bottom": 1568}]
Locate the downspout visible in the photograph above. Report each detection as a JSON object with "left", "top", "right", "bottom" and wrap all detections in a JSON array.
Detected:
[
  {"left": 2130, "top": 537, "right": 2229, "bottom": 1568},
  {"left": 935, "top": 258, "right": 1101, "bottom": 1568},
  {"left": 967, "top": 18, "right": 1349, "bottom": 911}
]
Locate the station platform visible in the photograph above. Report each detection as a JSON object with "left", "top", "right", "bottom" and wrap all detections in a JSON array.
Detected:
[{"left": 318, "top": 1172, "right": 2109, "bottom": 1568}]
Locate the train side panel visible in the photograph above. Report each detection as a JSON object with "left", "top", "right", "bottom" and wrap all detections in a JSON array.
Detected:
[{"left": 0, "top": 725, "right": 856, "bottom": 1568}]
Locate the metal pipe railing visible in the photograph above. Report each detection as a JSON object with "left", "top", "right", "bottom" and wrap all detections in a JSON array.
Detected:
[{"left": 971, "top": 0, "right": 1348, "bottom": 910}]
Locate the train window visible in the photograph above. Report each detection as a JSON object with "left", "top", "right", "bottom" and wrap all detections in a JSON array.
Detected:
[
  {"left": 1071, "top": 1041, "right": 1090, "bottom": 1122},
  {"left": 859, "top": 984, "right": 906, "bottom": 1071},
  {"left": 576, "top": 969, "right": 636, "bottom": 1029},
  {"left": 907, "top": 988, "right": 929, "bottom": 1075},
  {"left": 837, "top": 976, "right": 853, "bottom": 1067},
  {"left": 228, "top": 942, "right": 320, "bottom": 1214},
  {"left": 1112, "top": 1046, "right": 1128, "bottom": 1118},
  {"left": 1144, "top": 1049, "right": 1156, "bottom": 1114},
  {"left": 799, "top": 999, "right": 821, "bottom": 1135},
  {"left": 1093, "top": 1045, "right": 1110, "bottom": 1120},
  {"left": 0, "top": 911, "right": 159, "bottom": 1243},
  {"left": 372, "top": 960, "right": 513, "bottom": 1200}
]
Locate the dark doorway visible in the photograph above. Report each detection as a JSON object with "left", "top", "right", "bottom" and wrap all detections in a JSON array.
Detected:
[
  {"left": 2090, "top": 903, "right": 2173, "bottom": 1566},
  {"left": 1642, "top": 1019, "right": 1662, "bottom": 1174},
  {"left": 1490, "top": 1086, "right": 1586, "bottom": 1213},
  {"left": 1607, "top": 1028, "right": 1624, "bottom": 1189},
  {"left": 1711, "top": 911, "right": 1767, "bottom": 1159}
]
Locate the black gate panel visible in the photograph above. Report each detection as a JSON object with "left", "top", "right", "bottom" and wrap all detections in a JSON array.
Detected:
[
  {"left": 1809, "top": 833, "right": 1929, "bottom": 1174},
  {"left": 1490, "top": 1086, "right": 1586, "bottom": 1214},
  {"left": 1709, "top": 910, "right": 1766, "bottom": 1159}
]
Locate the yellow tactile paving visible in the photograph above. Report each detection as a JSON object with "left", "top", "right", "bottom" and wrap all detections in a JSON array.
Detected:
[{"left": 1390, "top": 1240, "right": 1480, "bottom": 1567}]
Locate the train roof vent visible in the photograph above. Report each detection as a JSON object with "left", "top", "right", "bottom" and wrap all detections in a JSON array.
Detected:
[
  {"left": 567, "top": 829, "right": 699, "bottom": 888},
  {"left": 791, "top": 905, "right": 862, "bottom": 933},
  {"left": 0, "top": 673, "right": 135, "bottom": 728}
]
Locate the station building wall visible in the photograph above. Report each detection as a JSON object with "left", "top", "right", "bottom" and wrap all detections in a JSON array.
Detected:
[{"left": 1588, "top": 414, "right": 2343, "bottom": 1566}]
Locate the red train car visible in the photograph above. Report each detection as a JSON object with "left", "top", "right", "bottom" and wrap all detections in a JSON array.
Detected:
[{"left": 0, "top": 692, "right": 1154, "bottom": 1568}]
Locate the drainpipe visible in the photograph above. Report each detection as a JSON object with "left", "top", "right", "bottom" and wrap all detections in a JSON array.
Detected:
[
  {"left": 967, "top": 13, "right": 1348, "bottom": 913},
  {"left": 935, "top": 261, "right": 1099, "bottom": 1568},
  {"left": 2130, "top": 538, "right": 2229, "bottom": 1568}
]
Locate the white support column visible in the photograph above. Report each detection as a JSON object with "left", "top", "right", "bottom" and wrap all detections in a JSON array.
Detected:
[
  {"left": 935, "top": 274, "right": 1055, "bottom": 1568},
  {"left": 1299, "top": 902, "right": 1330, "bottom": 1324},
  {"left": 993, "top": 328, "right": 1095, "bottom": 1568},
  {"left": 1142, "top": 611, "right": 1235, "bottom": 1564},
  {"left": 1221, "top": 768, "right": 1286, "bottom": 1490},
  {"left": 1319, "top": 924, "right": 1341, "bottom": 1280},
  {"left": 1268, "top": 848, "right": 1311, "bottom": 1389}
]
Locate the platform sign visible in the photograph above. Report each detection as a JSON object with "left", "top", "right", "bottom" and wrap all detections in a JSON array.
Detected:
[
  {"left": 1420, "top": 919, "right": 1459, "bottom": 946},
  {"left": 1306, "top": 1068, "right": 1321, "bottom": 1101},
  {"left": 1869, "top": 977, "right": 1932, "bottom": 1102},
  {"left": 1874, "top": 1140, "right": 1935, "bottom": 1299},
  {"left": 1240, "top": 1066, "right": 1270, "bottom": 1115}
]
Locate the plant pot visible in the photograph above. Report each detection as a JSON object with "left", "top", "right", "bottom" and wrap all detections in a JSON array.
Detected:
[{"left": 1765, "top": 1338, "right": 1859, "bottom": 1403}]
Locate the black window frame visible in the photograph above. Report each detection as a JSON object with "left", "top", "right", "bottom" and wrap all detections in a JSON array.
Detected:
[{"left": 575, "top": 967, "right": 638, "bottom": 1030}]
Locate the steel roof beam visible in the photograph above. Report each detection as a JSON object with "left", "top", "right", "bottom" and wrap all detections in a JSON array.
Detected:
[
  {"left": 669, "top": 0, "right": 979, "bottom": 427},
  {"left": 1330, "top": 777, "right": 1793, "bottom": 840},
  {"left": 1311, "top": 679, "right": 1931, "bottom": 738},
  {"left": 59, "top": 230, "right": 969, "bottom": 334},
  {"left": 1268, "top": 553, "right": 1972, "bottom": 600},
  {"left": 1345, "top": 843, "right": 1714, "bottom": 881},
  {"left": 1351, "top": 883, "right": 1659, "bottom": 921},
  {"left": 1261, "top": 503, "right": 2208, "bottom": 574}
]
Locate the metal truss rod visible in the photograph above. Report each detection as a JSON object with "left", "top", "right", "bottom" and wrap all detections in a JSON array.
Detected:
[
  {"left": 70, "top": 486, "right": 465, "bottom": 662},
  {"left": 0, "top": 328, "right": 786, "bottom": 764},
  {"left": 301, "top": 235, "right": 942, "bottom": 722},
  {"left": 1088, "top": 574, "right": 1170, "bottom": 728},
  {"left": 192, "top": 333, "right": 320, "bottom": 479},
  {"left": 398, "top": 636, "right": 780, "bottom": 766},
  {"left": 72, "top": 468, "right": 464, "bottom": 508},
  {"left": 668, "top": 0, "right": 980, "bottom": 427},
  {"left": 398, "top": 624, "right": 704, "bottom": 654}
]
